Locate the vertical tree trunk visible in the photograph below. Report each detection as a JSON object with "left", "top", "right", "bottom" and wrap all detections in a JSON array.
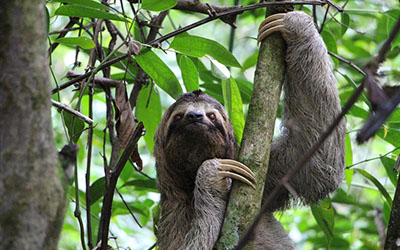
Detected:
[
  {"left": 0, "top": 1, "right": 68, "bottom": 249},
  {"left": 384, "top": 176, "right": 400, "bottom": 249},
  {"left": 215, "top": 2, "right": 290, "bottom": 249}
]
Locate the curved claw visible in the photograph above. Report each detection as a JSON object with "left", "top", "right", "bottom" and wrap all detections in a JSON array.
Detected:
[
  {"left": 217, "top": 159, "right": 256, "bottom": 189},
  {"left": 257, "top": 13, "right": 286, "bottom": 45}
]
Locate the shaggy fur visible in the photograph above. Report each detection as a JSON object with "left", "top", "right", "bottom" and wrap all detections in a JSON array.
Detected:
[{"left": 154, "top": 11, "right": 345, "bottom": 250}]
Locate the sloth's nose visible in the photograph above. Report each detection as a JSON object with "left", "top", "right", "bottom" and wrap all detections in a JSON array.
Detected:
[{"left": 186, "top": 111, "right": 204, "bottom": 122}]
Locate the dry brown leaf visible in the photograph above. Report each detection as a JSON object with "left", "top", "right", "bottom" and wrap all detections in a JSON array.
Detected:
[{"left": 115, "top": 82, "right": 143, "bottom": 170}]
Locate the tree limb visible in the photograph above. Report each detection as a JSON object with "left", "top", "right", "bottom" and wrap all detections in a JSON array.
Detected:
[{"left": 215, "top": 1, "right": 291, "bottom": 249}]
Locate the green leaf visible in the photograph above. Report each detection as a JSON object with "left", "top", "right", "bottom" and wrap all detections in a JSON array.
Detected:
[
  {"left": 136, "top": 49, "right": 183, "bottom": 99},
  {"left": 135, "top": 85, "right": 162, "bottom": 154},
  {"left": 354, "top": 168, "right": 392, "bottom": 207},
  {"left": 340, "top": 13, "right": 350, "bottom": 37},
  {"left": 122, "top": 179, "right": 158, "bottom": 192},
  {"left": 381, "top": 157, "right": 398, "bottom": 187},
  {"left": 377, "top": 128, "right": 400, "bottom": 147},
  {"left": 177, "top": 55, "right": 199, "bottom": 92},
  {"left": 311, "top": 198, "right": 335, "bottom": 246},
  {"left": 62, "top": 111, "right": 85, "bottom": 143},
  {"left": 344, "top": 134, "right": 353, "bottom": 191},
  {"left": 54, "top": 5, "right": 125, "bottom": 22},
  {"left": 321, "top": 30, "right": 338, "bottom": 54},
  {"left": 242, "top": 51, "right": 258, "bottom": 71},
  {"left": 222, "top": 77, "right": 245, "bottom": 143},
  {"left": 45, "top": 6, "right": 50, "bottom": 35},
  {"left": 210, "top": 59, "right": 230, "bottom": 80},
  {"left": 54, "top": 37, "right": 95, "bottom": 49},
  {"left": 52, "top": 0, "right": 111, "bottom": 10},
  {"left": 89, "top": 177, "right": 105, "bottom": 205},
  {"left": 142, "top": 0, "right": 177, "bottom": 11},
  {"left": 170, "top": 34, "right": 241, "bottom": 68}
]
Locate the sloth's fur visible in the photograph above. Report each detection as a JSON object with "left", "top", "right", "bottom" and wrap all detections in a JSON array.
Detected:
[{"left": 154, "top": 11, "right": 346, "bottom": 250}]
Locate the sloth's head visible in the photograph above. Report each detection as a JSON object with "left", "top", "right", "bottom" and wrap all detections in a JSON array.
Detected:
[{"left": 154, "top": 90, "right": 237, "bottom": 183}]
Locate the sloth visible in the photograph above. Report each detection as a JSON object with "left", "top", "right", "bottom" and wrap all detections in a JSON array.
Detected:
[{"left": 153, "top": 11, "right": 345, "bottom": 249}]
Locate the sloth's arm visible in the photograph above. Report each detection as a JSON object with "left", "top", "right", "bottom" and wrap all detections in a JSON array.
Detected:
[
  {"left": 258, "top": 11, "right": 346, "bottom": 210},
  {"left": 180, "top": 159, "right": 256, "bottom": 249}
]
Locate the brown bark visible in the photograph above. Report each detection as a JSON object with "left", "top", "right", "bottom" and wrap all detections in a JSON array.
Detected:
[
  {"left": 384, "top": 176, "right": 400, "bottom": 249},
  {"left": 0, "top": 1, "right": 68, "bottom": 249}
]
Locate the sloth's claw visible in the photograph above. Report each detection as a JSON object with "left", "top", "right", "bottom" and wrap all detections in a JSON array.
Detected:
[
  {"left": 217, "top": 159, "right": 256, "bottom": 189},
  {"left": 257, "top": 13, "right": 286, "bottom": 44}
]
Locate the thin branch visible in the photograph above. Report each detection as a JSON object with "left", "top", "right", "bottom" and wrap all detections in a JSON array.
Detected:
[
  {"left": 346, "top": 146, "right": 400, "bottom": 169},
  {"left": 85, "top": 80, "right": 94, "bottom": 250},
  {"left": 66, "top": 71, "right": 123, "bottom": 87},
  {"left": 328, "top": 51, "right": 366, "bottom": 76},
  {"left": 99, "top": 122, "right": 145, "bottom": 250},
  {"left": 116, "top": 188, "right": 142, "bottom": 228},
  {"left": 51, "top": 100, "right": 93, "bottom": 124},
  {"left": 325, "top": 0, "right": 343, "bottom": 12}
]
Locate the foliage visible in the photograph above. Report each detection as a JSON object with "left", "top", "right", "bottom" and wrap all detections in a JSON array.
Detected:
[{"left": 46, "top": 0, "right": 400, "bottom": 249}]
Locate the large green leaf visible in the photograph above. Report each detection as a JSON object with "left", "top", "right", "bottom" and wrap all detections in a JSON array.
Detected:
[
  {"left": 381, "top": 157, "right": 398, "bottom": 187},
  {"left": 222, "top": 77, "right": 245, "bottom": 143},
  {"left": 62, "top": 111, "right": 85, "bottom": 143},
  {"left": 122, "top": 179, "right": 158, "bottom": 192},
  {"left": 344, "top": 133, "right": 353, "bottom": 191},
  {"left": 135, "top": 85, "right": 162, "bottom": 154},
  {"left": 311, "top": 198, "right": 335, "bottom": 246},
  {"left": 321, "top": 30, "right": 338, "bottom": 54},
  {"left": 55, "top": 5, "right": 125, "bottom": 22},
  {"left": 55, "top": 37, "right": 95, "bottom": 49},
  {"left": 89, "top": 177, "right": 106, "bottom": 205},
  {"left": 136, "top": 49, "right": 182, "bottom": 99},
  {"left": 142, "top": 0, "right": 177, "bottom": 11},
  {"left": 177, "top": 54, "right": 199, "bottom": 92},
  {"left": 170, "top": 34, "right": 241, "bottom": 68},
  {"left": 354, "top": 168, "right": 392, "bottom": 207},
  {"left": 52, "top": 0, "right": 111, "bottom": 10}
]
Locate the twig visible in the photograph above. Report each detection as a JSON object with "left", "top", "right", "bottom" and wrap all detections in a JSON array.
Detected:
[
  {"left": 116, "top": 188, "right": 142, "bottom": 228},
  {"left": 99, "top": 122, "right": 145, "bottom": 250},
  {"left": 385, "top": 172, "right": 400, "bottom": 249},
  {"left": 49, "top": 22, "right": 95, "bottom": 35},
  {"left": 85, "top": 79, "right": 94, "bottom": 250},
  {"left": 328, "top": 51, "right": 366, "bottom": 76},
  {"left": 325, "top": 0, "right": 343, "bottom": 12},
  {"left": 48, "top": 17, "right": 79, "bottom": 54},
  {"left": 51, "top": 100, "right": 93, "bottom": 124},
  {"left": 319, "top": 5, "right": 330, "bottom": 33},
  {"left": 73, "top": 145, "right": 87, "bottom": 250},
  {"left": 66, "top": 71, "right": 123, "bottom": 87},
  {"left": 346, "top": 146, "right": 400, "bottom": 169}
]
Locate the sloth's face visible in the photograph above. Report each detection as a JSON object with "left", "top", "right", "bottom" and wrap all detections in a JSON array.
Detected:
[
  {"left": 154, "top": 91, "right": 237, "bottom": 184},
  {"left": 165, "top": 101, "right": 227, "bottom": 142}
]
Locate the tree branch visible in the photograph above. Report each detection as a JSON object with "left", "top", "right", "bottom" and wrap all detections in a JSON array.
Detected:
[
  {"left": 99, "top": 122, "right": 145, "bottom": 250},
  {"left": 51, "top": 100, "right": 93, "bottom": 124},
  {"left": 215, "top": 1, "right": 291, "bottom": 249}
]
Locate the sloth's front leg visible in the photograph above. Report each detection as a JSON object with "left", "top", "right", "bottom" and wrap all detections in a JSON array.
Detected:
[{"left": 180, "top": 159, "right": 255, "bottom": 249}]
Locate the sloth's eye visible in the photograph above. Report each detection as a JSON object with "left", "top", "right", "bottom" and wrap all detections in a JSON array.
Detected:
[
  {"left": 207, "top": 113, "right": 216, "bottom": 121},
  {"left": 174, "top": 114, "right": 183, "bottom": 121}
]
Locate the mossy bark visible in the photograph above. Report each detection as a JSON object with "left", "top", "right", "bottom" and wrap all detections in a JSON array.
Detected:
[
  {"left": 0, "top": 1, "right": 68, "bottom": 249},
  {"left": 215, "top": 3, "right": 290, "bottom": 249}
]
